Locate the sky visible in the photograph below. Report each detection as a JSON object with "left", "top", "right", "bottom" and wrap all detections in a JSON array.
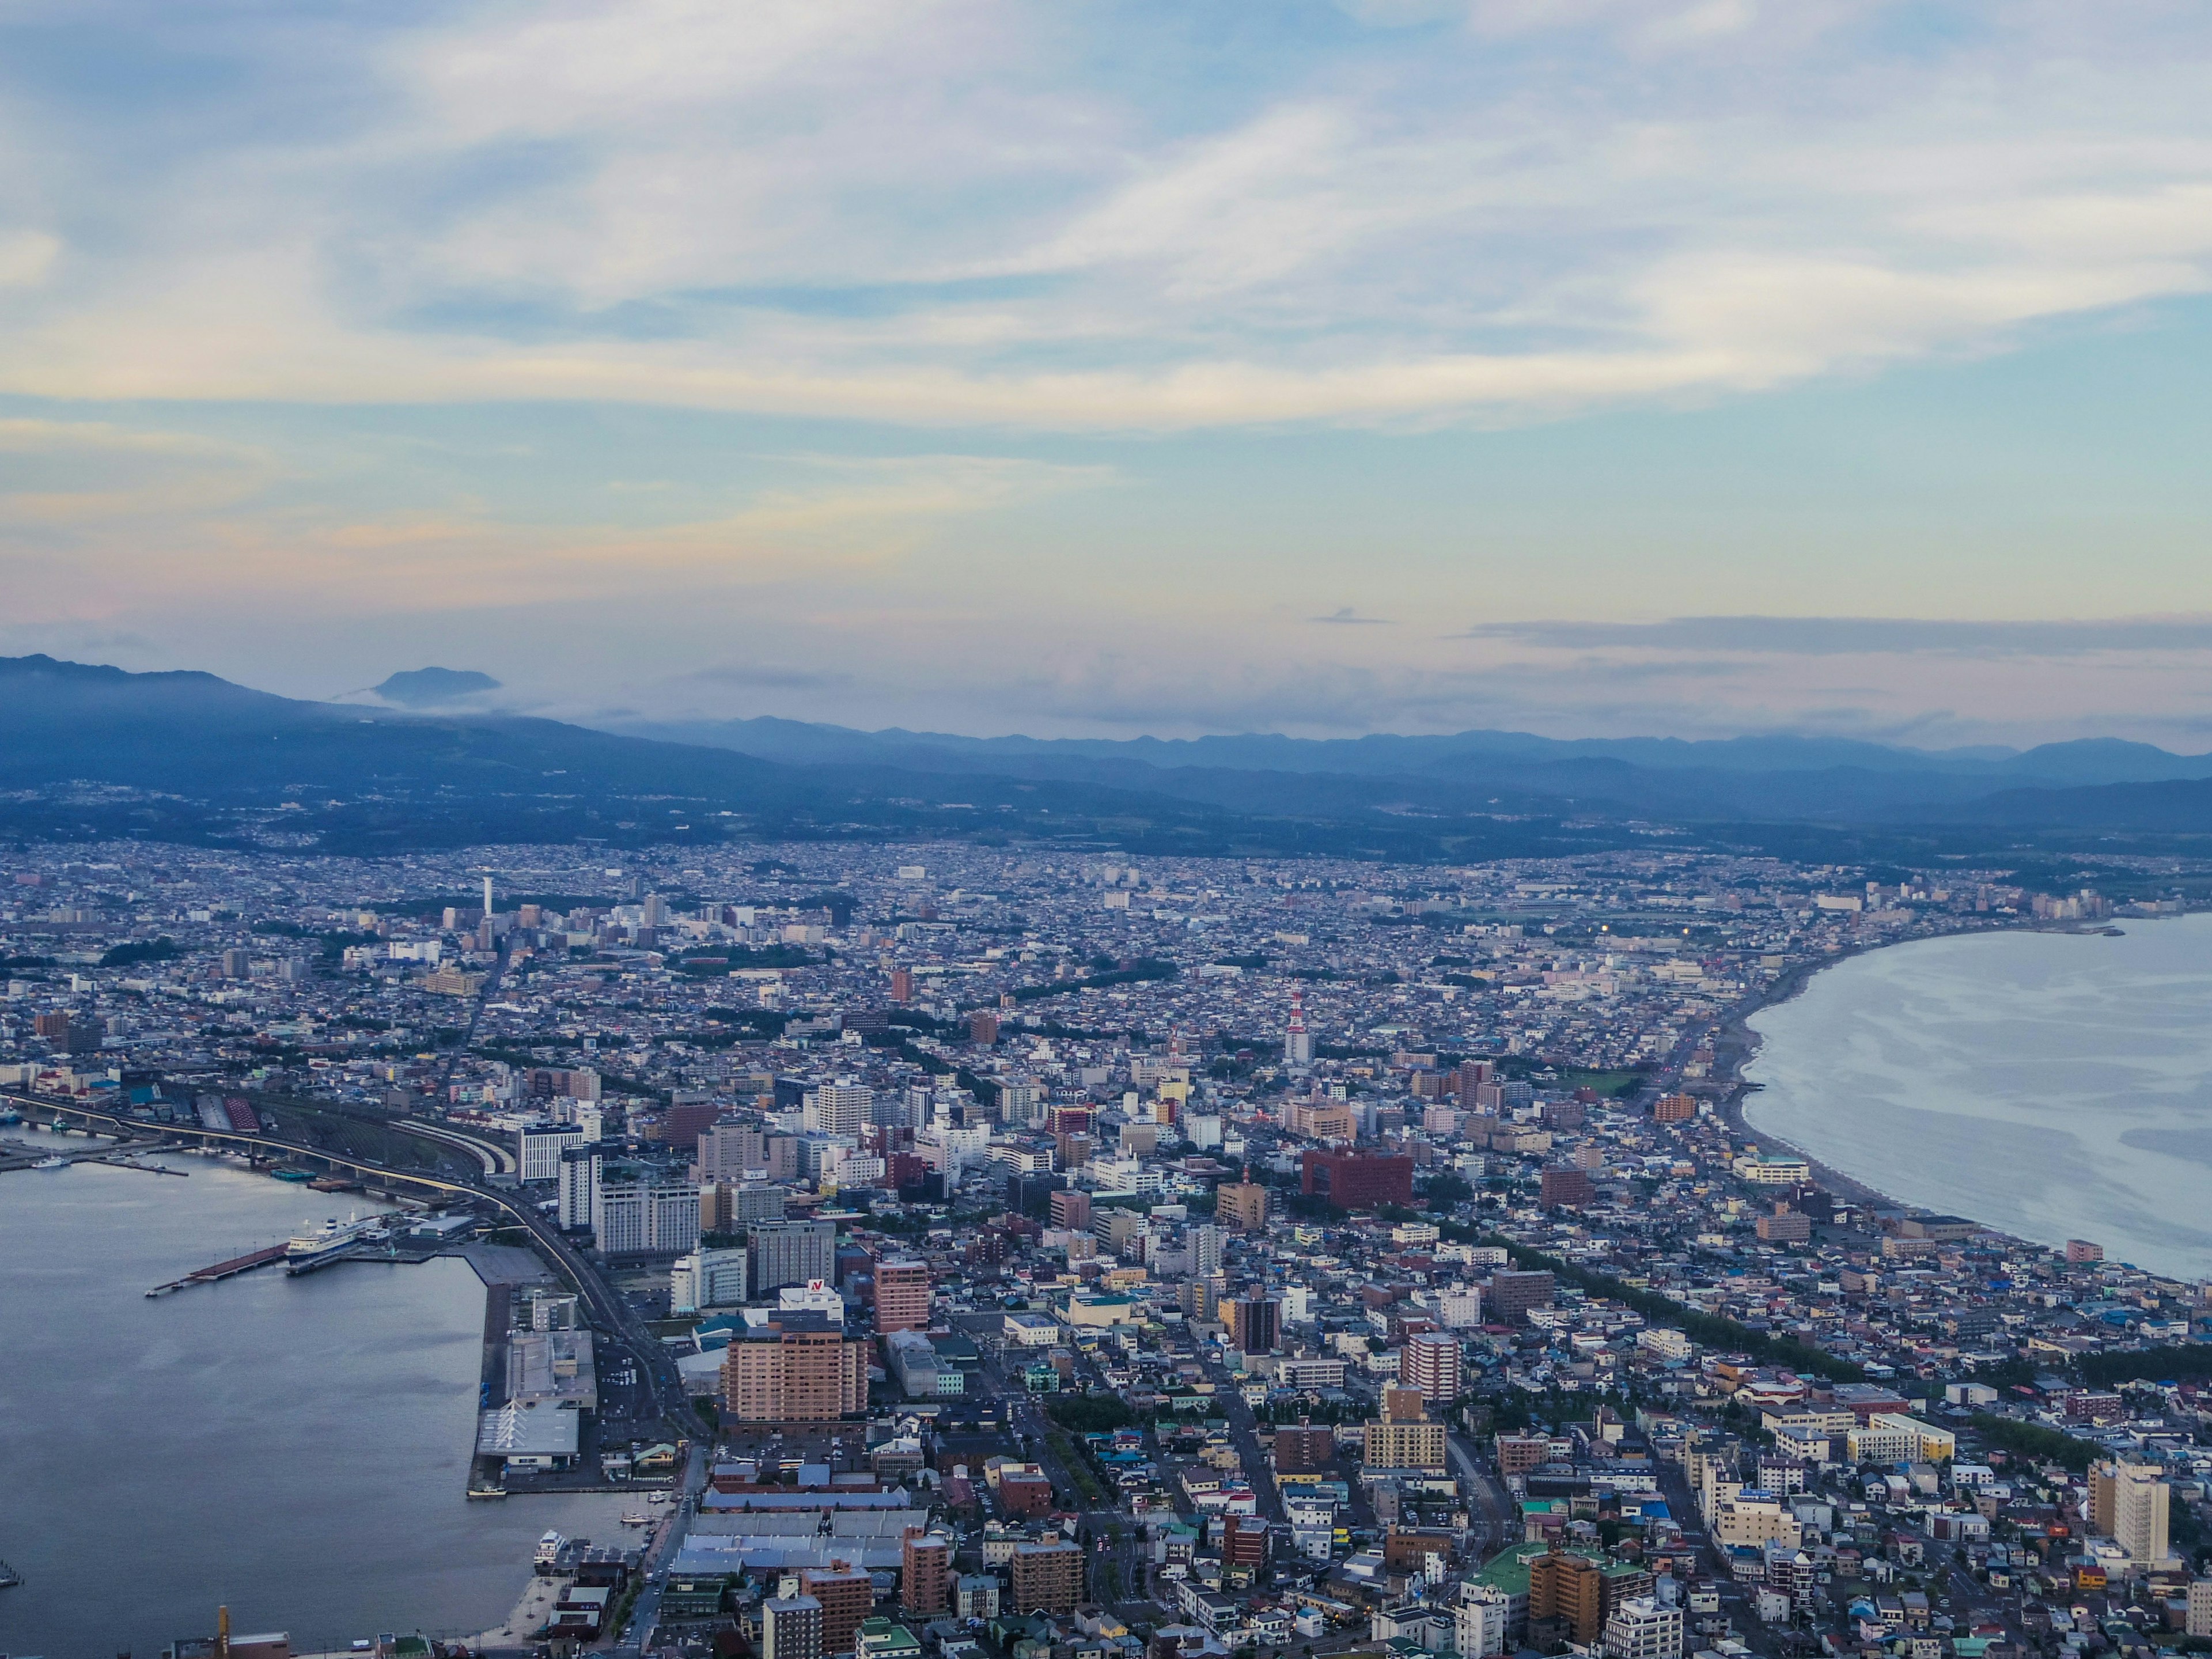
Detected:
[{"left": 5, "top": 0, "right": 2212, "bottom": 747}]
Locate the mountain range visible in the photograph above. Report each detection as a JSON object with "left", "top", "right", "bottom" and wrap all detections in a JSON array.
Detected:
[{"left": 6, "top": 653, "right": 2212, "bottom": 860}]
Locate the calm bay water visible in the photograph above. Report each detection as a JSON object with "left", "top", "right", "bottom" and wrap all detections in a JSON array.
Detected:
[
  {"left": 1744, "top": 914, "right": 2212, "bottom": 1280},
  {"left": 0, "top": 1145, "right": 626, "bottom": 1658}
]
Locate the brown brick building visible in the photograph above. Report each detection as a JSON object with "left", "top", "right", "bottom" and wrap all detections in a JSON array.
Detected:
[
  {"left": 1300, "top": 1149, "right": 1413, "bottom": 1210},
  {"left": 901, "top": 1528, "right": 950, "bottom": 1614},
  {"left": 722, "top": 1310, "right": 869, "bottom": 1422},
  {"left": 1009, "top": 1540, "right": 1084, "bottom": 1613},
  {"left": 797, "top": 1566, "right": 871, "bottom": 1655}
]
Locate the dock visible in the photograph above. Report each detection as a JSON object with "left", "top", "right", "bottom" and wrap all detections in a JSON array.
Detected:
[{"left": 147, "top": 1242, "right": 290, "bottom": 1296}]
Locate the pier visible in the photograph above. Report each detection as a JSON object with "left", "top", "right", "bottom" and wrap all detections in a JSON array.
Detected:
[{"left": 146, "top": 1242, "right": 290, "bottom": 1297}]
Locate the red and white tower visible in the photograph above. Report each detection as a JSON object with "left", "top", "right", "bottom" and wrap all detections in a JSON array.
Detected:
[{"left": 1285, "top": 988, "right": 1313, "bottom": 1066}]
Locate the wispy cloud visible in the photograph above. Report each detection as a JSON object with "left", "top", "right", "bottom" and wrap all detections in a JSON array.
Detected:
[
  {"left": 3, "top": 4, "right": 2211, "bottom": 428},
  {"left": 1463, "top": 614, "right": 2212, "bottom": 656}
]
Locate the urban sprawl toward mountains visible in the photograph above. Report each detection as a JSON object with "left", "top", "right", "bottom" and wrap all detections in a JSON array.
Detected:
[{"left": 9, "top": 841, "right": 2212, "bottom": 1659}]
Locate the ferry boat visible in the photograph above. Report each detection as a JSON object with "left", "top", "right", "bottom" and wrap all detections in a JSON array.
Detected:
[
  {"left": 284, "top": 1214, "right": 382, "bottom": 1271},
  {"left": 620, "top": 1513, "right": 650, "bottom": 1527},
  {"left": 31, "top": 1155, "right": 69, "bottom": 1169},
  {"left": 535, "top": 1530, "right": 566, "bottom": 1571}
]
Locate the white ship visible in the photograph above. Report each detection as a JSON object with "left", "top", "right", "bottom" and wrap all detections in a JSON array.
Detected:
[
  {"left": 284, "top": 1214, "right": 382, "bottom": 1271},
  {"left": 535, "top": 1530, "right": 566, "bottom": 1571}
]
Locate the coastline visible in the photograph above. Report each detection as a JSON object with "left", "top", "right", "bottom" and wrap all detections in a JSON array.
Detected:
[
  {"left": 1707, "top": 915, "right": 2183, "bottom": 1237},
  {"left": 1709, "top": 938, "right": 1912, "bottom": 1214}
]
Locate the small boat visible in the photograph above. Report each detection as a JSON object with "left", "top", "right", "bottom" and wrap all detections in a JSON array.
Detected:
[
  {"left": 0, "top": 1555, "right": 22, "bottom": 1588},
  {"left": 31, "top": 1155, "right": 69, "bottom": 1169},
  {"left": 620, "top": 1513, "right": 650, "bottom": 1527}
]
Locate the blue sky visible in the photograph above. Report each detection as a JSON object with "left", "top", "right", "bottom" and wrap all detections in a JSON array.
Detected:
[{"left": 4, "top": 0, "right": 2212, "bottom": 745}]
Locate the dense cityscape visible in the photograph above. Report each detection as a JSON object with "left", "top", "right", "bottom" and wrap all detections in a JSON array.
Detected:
[{"left": 7, "top": 840, "right": 2212, "bottom": 1659}]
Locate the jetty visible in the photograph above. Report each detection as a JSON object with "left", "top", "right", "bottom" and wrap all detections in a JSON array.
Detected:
[{"left": 146, "top": 1242, "right": 290, "bottom": 1297}]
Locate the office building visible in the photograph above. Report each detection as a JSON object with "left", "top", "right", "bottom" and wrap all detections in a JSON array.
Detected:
[
  {"left": 763, "top": 1596, "right": 824, "bottom": 1659},
  {"left": 749, "top": 1219, "right": 837, "bottom": 1294},
  {"left": 874, "top": 1257, "right": 930, "bottom": 1334},
  {"left": 594, "top": 1168, "right": 700, "bottom": 1256},
  {"left": 1050, "top": 1188, "right": 1092, "bottom": 1232},
  {"left": 699, "top": 1123, "right": 768, "bottom": 1184},
  {"left": 1216, "top": 1181, "right": 1269, "bottom": 1230},
  {"left": 1300, "top": 1149, "right": 1414, "bottom": 1209},
  {"left": 1009, "top": 1540, "right": 1084, "bottom": 1613},
  {"left": 672, "top": 1245, "right": 748, "bottom": 1313},
  {"left": 520, "top": 1120, "right": 584, "bottom": 1183},
  {"left": 722, "top": 1310, "right": 869, "bottom": 1421}
]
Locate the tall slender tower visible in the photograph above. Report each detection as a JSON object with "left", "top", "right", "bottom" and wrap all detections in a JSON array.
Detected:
[
  {"left": 1285, "top": 989, "right": 1313, "bottom": 1066},
  {"left": 483, "top": 873, "right": 495, "bottom": 919}
]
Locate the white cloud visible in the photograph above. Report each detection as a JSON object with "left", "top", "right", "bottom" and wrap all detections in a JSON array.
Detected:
[{"left": 2, "top": 2, "right": 2212, "bottom": 433}]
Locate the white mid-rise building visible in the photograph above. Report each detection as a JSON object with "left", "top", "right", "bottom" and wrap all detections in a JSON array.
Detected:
[
  {"left": 1455, "top": 1586, "right": 1511, "bottom": 1659},
  {"left": 520, "top": 1120, "right": 585, "bottom": 1183},
  {"left": 1603, "top": 1597, "right": 1683, "bottom": 1659}
]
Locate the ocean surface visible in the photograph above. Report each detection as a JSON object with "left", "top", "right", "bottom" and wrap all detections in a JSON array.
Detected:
[
  {"left": 0, "top": 1139, "right": 630, "bottom": 1657},
  {"left": 1744, "top": 914, "right": 2212, "bottom": 1279}
]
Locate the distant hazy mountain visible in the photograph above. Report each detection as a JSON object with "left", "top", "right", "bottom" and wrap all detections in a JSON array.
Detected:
[
  {"left": 373, "top": 666, "right": 502, "bottom": 706},
  {"left": 611, "top": 714, "right": 2212, "bottom": 787},
  {"left": 9, "top": 654, "right": 2212, "bottom": 858}
]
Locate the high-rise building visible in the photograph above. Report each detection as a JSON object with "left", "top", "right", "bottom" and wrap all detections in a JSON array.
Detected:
[
  {"left": 520, "top": 1120, "right": 585, "bottom": 1183},
  {"left": 901, "top": 1528, "right": 952, "bottom": 1614},
  {"left": 890, "top": 968, "right": 915, "bottom": 1002},
  {"left": 1651, "top": 1093, "right": 1696, "bottom": 1123},
  {"left": 557, "top": 1142, "right": 604, "bottom": 1230},
  {"left": 2092, "top": 1460, "right": 2171, "bottom": 1563},
  {"left": 969, "top": 1010, "right": 1000, "bottom": 1045},
  {"left": 1009, "top": 1540, "right": 1084, "bottom": 1613},
  {"left": 748, "top": 1219, "right": 838, "bottom": 1294},
  {"left": 1400, "top": 1331, "right": 1463, "bottom": 1403},
  {"left": 762, "top": 1596, "right": 823, "bottom": 1659},
  {"left": 1191, "top": 1224, "right": 1224, "bottom": 1278},
  {"left": 800, "top": 1566, "right": 872, "bottom": 1655},
  {"left": 1221, "top": 1513, "right": 1270, "bottom": 1571},
  {"left": 699, "top": 1123, "right": 768, "bottom": 1184},
  {"left": 1456, "top": 1059, "right": 1495, "bottom": 1100},
  {"left": 1539, "top": 1167, "right": 1596, "bottom": 1209},
  {"left": 594, "top": 1167, "right": 700, "bottom": 1256},
  {"left": 1216, "top": 1181, "right": 1270, "bottom": 1230},
  {"left": 1050, "top": 1188, "right": 1092, "bottom": 1232},
  {"left": 1229, "top": 1294, "right": 1279, "bottom": 1355},
  {"left": 1365, "top": 1388, "right": 1446, "bottom": 1472},
  {"left": 1490, "top": 1269, "right": 1557, "bottom": 1323},
  {"left": 722, "top": 1310, "right": 870, "bottom": 1422},
  {"left": 1529, "top": 1546, "right": 1607, "bottom": 1645},
  {"left": 1273, "top": 1423, "right": 1336, "bottom": 1473},
  {"left": 1300, "top": 1150, "right": 1414, "bottom": 1209},
  {"left": 1284, "top": 988, "right": 1313, "bottom": 1066},
  {"left": 874, "top": 1257, "right": 931, "bottom": 1334},
  {"left": 805, "top": 1084, "right": 873, "bottom": 1138}
]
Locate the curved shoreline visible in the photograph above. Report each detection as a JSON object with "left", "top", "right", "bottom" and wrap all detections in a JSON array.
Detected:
[{"left": 1710, "top": 915, "right": 2186, "bottom": 1232}]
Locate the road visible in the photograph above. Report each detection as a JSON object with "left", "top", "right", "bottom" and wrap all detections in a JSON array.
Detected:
[
  {"left": 1445, "top": 1429, "right": 1517, "bottom": 1562},
  {"left": 614, "top": 1440, "right": 712, "bottom": 1656}
]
